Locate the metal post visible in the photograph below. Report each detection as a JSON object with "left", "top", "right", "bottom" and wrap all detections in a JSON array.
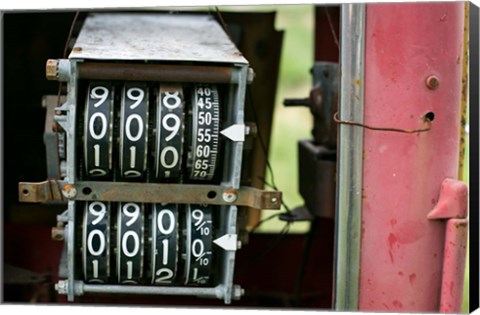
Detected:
[{"left": 333, "top": 3, "right": 365, "bottom": 311}]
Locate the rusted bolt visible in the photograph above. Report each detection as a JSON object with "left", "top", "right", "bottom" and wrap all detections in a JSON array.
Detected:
[
  {"left": 55, "top": 280, "right": 68, "bottom": 294},
  {"left": 222, "top": 189, "right": 238, "bottom": 203},
  {"left": 425, "top": 75, "right": 440, "bottom": 90},
  {"left": 51, "top": 226, "right": 64, "bottom": 241},
  {"left": 72, "top": 47, "right": 82, "bottom": 52},
  {"left": 62, "top": 184, "right": 77, "bottom": 199},
  {"left": 46, "top": 59, "right": 59, "bottom": 81}
]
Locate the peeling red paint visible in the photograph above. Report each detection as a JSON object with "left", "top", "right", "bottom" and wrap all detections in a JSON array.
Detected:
[
  {"left": 409, "top": 273, "right": 416, "bottom": 285},
  {"left": 388, "top": 233, "right": 397, "bottom": 249}
]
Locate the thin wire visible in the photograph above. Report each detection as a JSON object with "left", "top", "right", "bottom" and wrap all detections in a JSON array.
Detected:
[
  {"left": 333, "top": 112, "right": 432, "bottom": 134},
  {"left": 324, "top": 7, "right": 339, "bottom": 50},
  {"left": 214, "top": 6, "right": 237, "bottom": 48},
  {"left": 249, "top": 212, "right": 282, "bottom": 234}
]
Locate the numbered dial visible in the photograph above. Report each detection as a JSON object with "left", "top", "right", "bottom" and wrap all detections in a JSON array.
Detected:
[
  {"left": 184, "top": 205, "right": 213, "bottom": 285},
  {"left": 117, "top": 202, "right": 144, "bottom": 284},
  {"left": 151, "top": 204, "right": 179, "bottom": 284},
  {"left": 154, "top": 84, "right": 185, "bottom": 180},
  {"left": 84, "top": 82, "right": 114, "bottom": 178},
  {"left": 83, "top": 201, "right": 110, "bottom": 283},
  {"left": 120, "top": 84, "right": 149, "bottom": 179},
  {"left": 190, "top": 85, "right": 220, "bottom": 181}
]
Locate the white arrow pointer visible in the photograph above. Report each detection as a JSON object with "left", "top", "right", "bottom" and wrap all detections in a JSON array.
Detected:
[
  {"left": 220, "top": 124, "right": 245, "bottom": 142},
  {"left": 213, "top": 234, "right": 238, "bottom": 251}
]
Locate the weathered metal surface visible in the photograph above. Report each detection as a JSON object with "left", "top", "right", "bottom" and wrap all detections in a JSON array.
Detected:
[
  {"left": 218, "top": 12, "right": 283, "bottom": 230},
  {"left": 298, "top": 140, "right": 336, "bottom": 219},
  {"left": 457, "top": 3, "right": 469, "bottom": 180},
  {"left": 438, "top": 218, "right": 468, "bottom": 313},
  {"left": 334, "top": 3, "right": 365, "bottom": 311},
  {"left": 42, "top": 95, "right": 65, "bottom": 180},
  {"left": 311, "top": 62, "right": 338, "bottom": 148},
  {"left": 427, "top": 178, "right": 468, "bottom": 313},
  {"left": 68, "top": 281, "right": 245, "bottom": 300},
  {"left": 18, "top": 180, "right": 281, "bottom": 210},
  {"left": 359, "top": 3, "right": 466, "bottom": 312},
  {"left": 69, "top": 14, "right": 248, "bottom": 64},
  {"left": 18, "top": 180, "right": 64, "bottom": 203},
  {"left": 77, "top": 62, "right": 236, "bottom": 83}
]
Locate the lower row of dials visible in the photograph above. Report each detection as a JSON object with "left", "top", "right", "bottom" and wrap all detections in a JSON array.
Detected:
[{"left": 81, "top": 201, "right": 214, "bottom": 286}]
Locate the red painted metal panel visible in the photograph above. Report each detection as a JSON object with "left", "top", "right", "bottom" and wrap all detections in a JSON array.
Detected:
[
  {"left": 360, "top": 3, "right": 465, "bottom": 312},
  {"left": 439, "top": 218, "right": 468, "bottom": 312}
]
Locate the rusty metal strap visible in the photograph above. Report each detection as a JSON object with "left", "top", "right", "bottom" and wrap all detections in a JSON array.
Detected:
[
  {"left": 19, "top": 180, "right": 65, "bottom": 203},
  {"left": 18, "top": 180, "right": 281, "bottom": 210},
  {"left": 78, "top": 63, "right": 236, "bottom": 84}
]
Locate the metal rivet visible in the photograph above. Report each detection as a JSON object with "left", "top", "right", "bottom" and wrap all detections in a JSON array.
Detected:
[
  {"left": 62, "top": 184, "right": 77, "bottom": 199},
  {"left": 426, "top": 75, "right": 440, "bottom": 90},
  {"left": 222, "top": 189, "right": 238, "bottom": 203}
]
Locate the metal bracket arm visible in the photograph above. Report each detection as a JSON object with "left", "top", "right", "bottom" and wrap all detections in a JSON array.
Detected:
[{"left": 18, "top": 180, "right": 282, "bottom": 210}]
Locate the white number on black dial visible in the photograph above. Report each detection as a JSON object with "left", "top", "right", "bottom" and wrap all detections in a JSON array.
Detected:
[
  {"left": 120, "top": 84, "right": 149, "bottom": 179},
  {"left": 83, "top": 201, "right": 110, "bottom": 283},
  {"left": 154, "top": 84, "right": 184, "bottom": 180},
  {"left": 151, "top": 204, "right": 178, "bottom": 284},
  {"left": 190, "top": 85, "right": 220, "bottom": 180},
  {"left": 117, "top": 202, "right": 144, "bottom": 284},
  {"left": 84, "top": 83, "right": 114, "bottom": 178},
  {"left": 184, "top": 204, "right": 213, "bottom": 285}
]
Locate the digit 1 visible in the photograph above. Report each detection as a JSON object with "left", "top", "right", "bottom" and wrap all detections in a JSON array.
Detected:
[
  {"left": 92, "top": 259, "right": 99, "bottom": 278},
  {"left": 127, "top": 261, "right": 133, "bottom": 279},
  {"left": 94, "top": 144, "right": 100, "bottom": 167},
  {"left": 130, "top": 146, "right": 136, "bottom": 168},
  {"left": 162, "top": 239, "right": 168, "bottom": 265},
  {"left": 193, "top": 267, "right": 198, "bottom": 281}
]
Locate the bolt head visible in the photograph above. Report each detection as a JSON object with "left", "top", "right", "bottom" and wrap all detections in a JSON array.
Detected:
[
  {"left": 222, "top": 190, "right": 238, "bottom": 203},
  {"left": 62, "top": 184, "right": 77, "bottom": 199},
  {"left": 426, "top": 75, "right": 440, "bottom": 90},
  {"left": 46, "top": 59, "right": 59, "bottom": 81}
]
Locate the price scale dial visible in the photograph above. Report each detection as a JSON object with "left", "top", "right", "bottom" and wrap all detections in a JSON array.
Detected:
[
  {"left": 184, "top": 205, "right": 213, "bottom": 285},
  {"left": 190, "top": 85, "right": 220, "bottom": 181}
]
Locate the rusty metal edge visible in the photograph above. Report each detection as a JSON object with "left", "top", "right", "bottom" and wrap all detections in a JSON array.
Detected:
[
  {"left": 77, "top": 62, "right": 236, "bottom": 84},
  {"left": 18, "top": 180, "right": 281, "bottom": 210}
]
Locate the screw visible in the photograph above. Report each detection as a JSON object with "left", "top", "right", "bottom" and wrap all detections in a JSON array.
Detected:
[
  {"left": 426, "top": 75, "right": 440, "bottom": 90},
  {"left": 62, "top": 184, "right": 77, "bottom": 199},
  {"left": 46, "top": 59, "right": 59, "bottom": 81},
  {"left": 222, "top": 189, "right": 238, "bottom": 203}
]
